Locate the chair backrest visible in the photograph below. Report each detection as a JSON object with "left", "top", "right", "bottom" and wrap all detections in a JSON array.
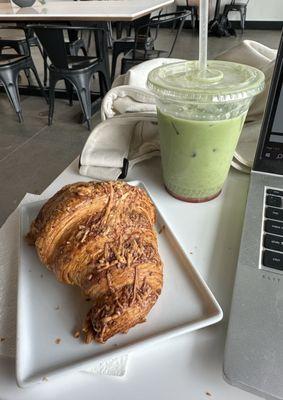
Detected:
[
  {"left": 133, "top": 11, "right": 191, "bottom": 59},
  {"left": 0, "top": 25, "right": 31, "bottom": 57},
  {"left": 30, "top": 25, "right": 69, "bottom": 69},
  {"left": 29, "top": 24, "right": 107, "bottom": 70}
]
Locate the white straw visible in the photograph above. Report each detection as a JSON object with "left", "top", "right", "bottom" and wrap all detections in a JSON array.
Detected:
[{"left": 199, "top": 0, "right": 209, "bottom": 71}]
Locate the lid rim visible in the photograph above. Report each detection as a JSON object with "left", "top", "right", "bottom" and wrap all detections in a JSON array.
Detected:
[{"left": 147, "top": 60, "right": 265, "bottom": 103}]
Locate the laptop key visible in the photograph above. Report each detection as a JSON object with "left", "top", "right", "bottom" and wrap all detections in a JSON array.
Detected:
[
  {"left": 264, "top": 234, "right": 283, "bottom": 252},
  {"left": 265, "top": 219, "right": 283, "bottom": 235},
  {"left": 265, "top": 207, "right": 283, "bottom": 221},
  {"left": 267, "top": 188, "right": 283, "bottom": 197},
  {"left": 266, "top": 195, "right": 282, "bottom": 208},
  {"left": 263, "top": 250, "right": 283, "bottom": 270}
]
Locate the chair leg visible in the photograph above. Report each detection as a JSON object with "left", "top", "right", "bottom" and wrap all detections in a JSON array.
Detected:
[
  {"left": 98, "top": 69, "right": 110, "bottom": 98},
  {"left": 37, "top": 43, "right": 48, "bottom": 86},
  {"left": 191, "top": 8, "right": 196, "bottom": 33},
  {"left": 102, "top": 58, "right": 111, "bottom": 94},
  {"left": 65, "top": 79, "right": 74, "bottom": 106},
  {"left": 81, "top": 44, "right": 88, "bottom": 57},
  {"left": 68, "top": 44, "right": 76, "bottom": 57},
  {"left": 69, "top": 74, "right": 92, "bottom": 130},
  {"left": 172, "top": 6, "right": 182, "bottom": 30},
  {"left": 168, "top": 17, "right": 186, "bottom": 57},
  {"left": 24, "top": 69, "right": 32, "bottom": 86},
  {"left": 86, "top": 31, "right": 92, "bottom": 53},
  {"left": 121, "top": 57, "right": 131, "bottom": 75},
  {"left": 13, "top": 42, "right": 31, "bottom": 86},
  {"left": 116, "top": 22, "right": 123, "bottom": 39},
  {"left": 241, "top": 8, "right": 246, "bottom": 33},
  {"left": 77, "top": 85, "right": 92, "bottom": 130},
  {"left": 126, "top": 23, "right": 132, "bottom": 37},
  {"left": 43, "top": 51, "right": 48, "bottom": 86},
  {"left": 30, "top": 63, "right": 49, "bottom": 104},
  {"left": 120, "top": 58, "right": 126, "bottom": 75},
  {"left": 48, "top": 75, "right": 57, "bottom": 125},
  {"left": 77, "top": 31, "right": 88, "bottom": 55},
  {"left": 94, "top": 24, "right": 111, "bottom": 86},
  {"left": 0, "top": 69, "right": 23, "bottom": 122},
  {"left": 76, "top": 40, "right": 88, "bottom": 57},
  {"left": 107, "top": 22, "right": 113, "bottom": 49},
  {"left": 111, "top": 45, "right": 120, "bottom": 83},
  {"left": 238, "top": 9, "right": 243, "bottom": 33}
]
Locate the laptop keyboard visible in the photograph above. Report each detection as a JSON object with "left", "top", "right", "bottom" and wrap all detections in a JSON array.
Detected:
[{"left": 262, "top": 188, "right": 283, "bottom": 271}]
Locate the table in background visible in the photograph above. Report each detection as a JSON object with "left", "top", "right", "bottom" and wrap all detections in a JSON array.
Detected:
[
  {"left": 0, "top": 156, "right": 259, "bottom": 400},
  {"left": 0, "top": 0, "right": 174, "bottom": 21},
  {"left": 0, "top": 0, "right": 173, "bottom": 105}
]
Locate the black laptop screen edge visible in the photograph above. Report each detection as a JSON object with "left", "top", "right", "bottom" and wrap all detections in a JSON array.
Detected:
[{"left": 253, "top": 31, "right": 283, "bottom": 175}]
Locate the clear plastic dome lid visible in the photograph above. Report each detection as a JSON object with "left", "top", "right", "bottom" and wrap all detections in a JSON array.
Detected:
[{"left": 147, "top": 60, "right": 265, "bottom": 103}]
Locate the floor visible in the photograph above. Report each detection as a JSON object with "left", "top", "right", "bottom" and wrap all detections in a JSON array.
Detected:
[{"left": 0, "top": 27, "right": 281, "bottom": 226}]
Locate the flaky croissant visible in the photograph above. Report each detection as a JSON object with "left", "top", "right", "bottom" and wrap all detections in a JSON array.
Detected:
[{"left": 27, "top": 181, "right": 163, "bottom": 343}]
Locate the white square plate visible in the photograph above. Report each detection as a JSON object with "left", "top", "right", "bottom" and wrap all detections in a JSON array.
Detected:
[{"left": 16, "top": 181, "right": 223, "bottom": 387}]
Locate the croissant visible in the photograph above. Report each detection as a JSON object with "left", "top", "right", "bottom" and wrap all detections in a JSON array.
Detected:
[{"left": 27, "top": 181, "right": 163, "bottom": 343}]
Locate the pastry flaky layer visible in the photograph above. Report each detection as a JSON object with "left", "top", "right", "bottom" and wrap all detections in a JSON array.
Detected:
[{"left": 27, "top": 181, "right": 163, "bottom": 343}]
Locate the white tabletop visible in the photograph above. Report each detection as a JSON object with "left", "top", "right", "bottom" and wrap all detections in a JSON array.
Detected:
[
  {"left": 0, "top": 156, "right": 260, "bottom": 400},
  {"left": 0, "top": 0, "right": 174, "bottom": 20}
]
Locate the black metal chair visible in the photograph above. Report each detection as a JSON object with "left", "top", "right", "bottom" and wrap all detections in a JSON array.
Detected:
[
  {"left": 223, "top": 0, "right": 250, "bottom": 33},
  {"left": 110, "top": 14, "right": 151, "bottom": 83},
  {"left": 30, "top": 24, "right": 110, "bottom": 131},
  {"left": 115, "top": 21, "right": 132, "bottom": 40},
  {"left": 0, "top": 26, "right": 48, "bottom": 87},
  {"left": 174, "top": 0, "right": 197, "bottom": 33},
  {"left": 61, "top": 27, "right": 90, "bottom": 105},
  {"left": 66, "top": 27, "right": 89, "bottom": 57},
  {"left": 120, "top": 11, "right": 190, "bottom": 76},
  {"left": 0, "top": 26, "right": 47, "bottom": 122}
]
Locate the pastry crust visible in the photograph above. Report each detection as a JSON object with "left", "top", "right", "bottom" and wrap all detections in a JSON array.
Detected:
[{"left": 28, "top": 181, "right": 163, "bottom": 343}]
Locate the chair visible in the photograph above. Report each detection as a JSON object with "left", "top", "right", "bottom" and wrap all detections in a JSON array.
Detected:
[
  {"left": 115, "top": 21, "right": 132, "bottom": 40},
  {"left": 0, "top": 27, "right": 87, "bottom": 88},
  {"left": 0, "top": 26, "right": 48, "bottom": 86},
  {"left": 111, "top": 14, "right": 153, "bottom": 83},
  {"left": 120, "top": 11, "right": 190, "bottom": 76},
  {"left": 0, "top": 26, "right": 47, "bottom": 122},
  {"left": 223, "top": 0, "right": 250, "bottom": 33},
  {"left": 63, "top": 28, "right": 90, "bottom": 104},
  {"left": 66, "top": 27, "right": 89, "bottom": 56},
  {"left": 44, "top": 27, "right": 89, "bottom": 89},
  {"left": 30, "top": 24, "right": 110, "bottom": 131},
  {"left": 174, "top": 0, "right": 198, "bottom": 33}
]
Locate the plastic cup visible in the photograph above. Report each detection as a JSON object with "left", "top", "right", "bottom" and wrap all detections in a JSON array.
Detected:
[{"left": 147, "top": 60, "right": 265, "bottom": 202}]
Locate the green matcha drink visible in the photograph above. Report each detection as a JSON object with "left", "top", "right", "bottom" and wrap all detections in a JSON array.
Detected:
[
  {"left": 157, "top": 110, "right": 246, "bottom": 200},
  {"left": 148, "top": 61, "right": 265, "bottom": 202}
]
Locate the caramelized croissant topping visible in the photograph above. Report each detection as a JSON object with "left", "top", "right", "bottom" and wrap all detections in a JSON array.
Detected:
[{"left": 27, "top": 181, "right": 163, "bottom": 343}]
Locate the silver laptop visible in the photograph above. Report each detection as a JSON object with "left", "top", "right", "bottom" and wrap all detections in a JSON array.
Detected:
[{"left": 224, "top": 32, "right": 283, "bottom": 400}]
